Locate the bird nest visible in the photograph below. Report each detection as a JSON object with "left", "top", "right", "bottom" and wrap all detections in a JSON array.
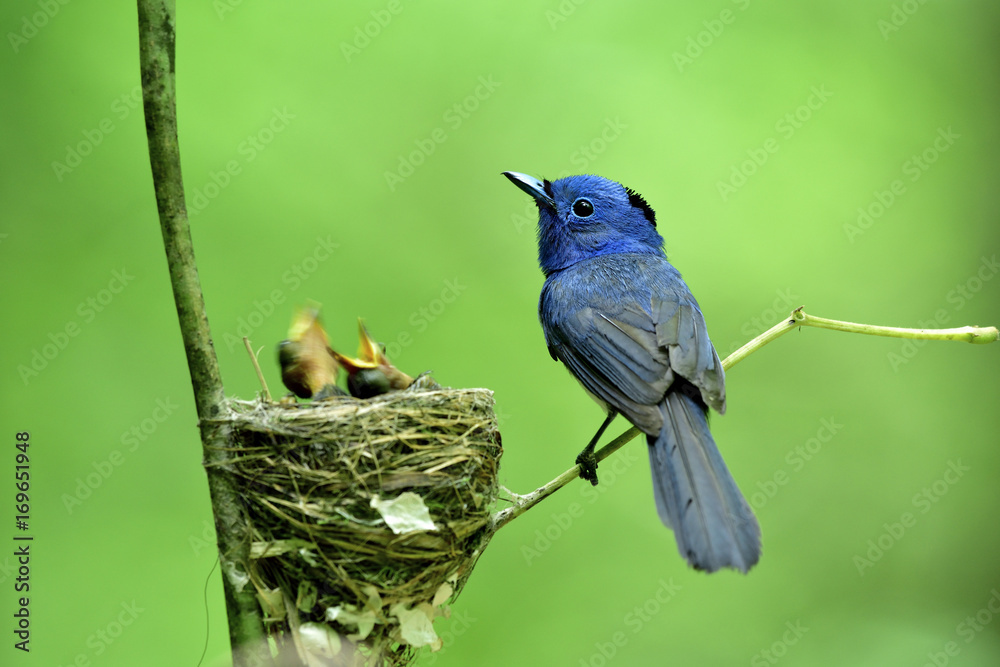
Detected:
[{"left": 213, "top": 385, "right": 502, "bottom": 665}]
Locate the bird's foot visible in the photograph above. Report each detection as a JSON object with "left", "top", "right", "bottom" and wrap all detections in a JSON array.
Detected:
[{"left": 576, "top": 451, "right": 600, "bottom": 486}]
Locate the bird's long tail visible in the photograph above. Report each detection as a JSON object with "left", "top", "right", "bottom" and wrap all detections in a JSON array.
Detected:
[{"left": 648, "top": 390, "right": 761, "bottom": 573}]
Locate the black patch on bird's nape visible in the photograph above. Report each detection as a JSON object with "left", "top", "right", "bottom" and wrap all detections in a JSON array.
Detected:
[{"left": 625, "top": 187, "right": 656, "bottom": 227}]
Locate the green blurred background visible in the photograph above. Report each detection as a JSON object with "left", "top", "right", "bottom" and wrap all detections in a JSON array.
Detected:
[{"left": 2, "top": 1, "right": 999, "bottom": 665}]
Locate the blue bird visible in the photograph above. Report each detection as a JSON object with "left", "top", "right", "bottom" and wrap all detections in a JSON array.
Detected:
[{"left": 503, "top": 171, "right": 761, "bottom": 573}]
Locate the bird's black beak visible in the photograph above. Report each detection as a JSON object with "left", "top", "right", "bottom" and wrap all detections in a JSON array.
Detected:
[{"left": 503, "top": 171, "right": 555, "bottom": 208}]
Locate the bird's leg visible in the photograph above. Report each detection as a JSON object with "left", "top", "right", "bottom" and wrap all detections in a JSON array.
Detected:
[{"left": 576, "top": 412, "right": 617, "bottom": 486}]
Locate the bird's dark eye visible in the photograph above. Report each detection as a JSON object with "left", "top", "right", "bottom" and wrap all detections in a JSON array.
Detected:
[{"left": 572, "top": 198, "right": 594, "bottom": 218}]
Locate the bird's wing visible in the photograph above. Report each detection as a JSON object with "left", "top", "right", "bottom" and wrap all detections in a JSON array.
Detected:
[
  {"left": 652, "top": 296, "right": 726, "bottom": 414},
  {"left": 542, "top": 280, "right": 726, "bottom": 425},
  {"left": 543, "top": 289, "right": 675, "bottom": 431}
]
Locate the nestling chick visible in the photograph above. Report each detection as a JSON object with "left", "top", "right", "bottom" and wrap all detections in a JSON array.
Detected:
[
  {"left": 331, "top": 319, "right": 414, "bottom": 398},
  {"left": 277, "top": 302, "right": 345, "bottom": 400}
]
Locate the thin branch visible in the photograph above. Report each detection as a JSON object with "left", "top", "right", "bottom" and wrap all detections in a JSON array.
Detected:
[
  {"left": 725, "top": 306, "right": 998, "bottom": 370},
  {"left": 492, "top": 424, "right": 640, "bottom": 531},
  {"left": 801, "top": 312, "right": 997, "bottom": 342},
  {"left": 244, "top": 337, "right": 272, "bottom": 402},
  {"left": 137, "top": 2, "right": 270, "bottom": 664},
  {"left": 722, "top": 310, "right": 800, "bottom": 371},
  {"left": 491, "top": 307, "right": 998, "bottom": 531}
]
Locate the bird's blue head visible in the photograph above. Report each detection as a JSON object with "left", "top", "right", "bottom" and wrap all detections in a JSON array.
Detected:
[{"left": 503, "top": 172, "right": 664, "bottom": 276}]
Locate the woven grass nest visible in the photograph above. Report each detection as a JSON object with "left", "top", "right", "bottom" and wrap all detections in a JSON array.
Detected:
[{"left": 216, "top": 381, "right": 502, "bottom": 665}]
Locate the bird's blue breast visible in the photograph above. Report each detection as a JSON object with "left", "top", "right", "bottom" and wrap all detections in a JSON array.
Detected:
[{"left": 540, "top": 253, "right": 688, "bottom": 324}]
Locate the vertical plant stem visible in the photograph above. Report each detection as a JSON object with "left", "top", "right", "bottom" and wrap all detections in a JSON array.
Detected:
[{"left": 136, "top": 1, "right": 270, "bottom": 664}]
